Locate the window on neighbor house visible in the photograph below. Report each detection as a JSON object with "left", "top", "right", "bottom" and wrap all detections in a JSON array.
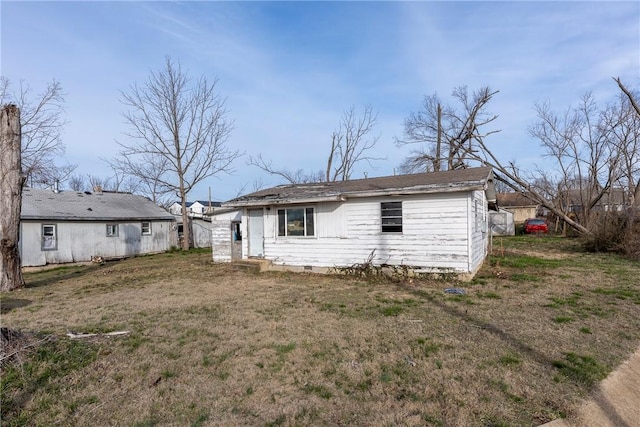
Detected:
[
  {"left": 106, "top": 224, "right": 118, "bottom": 237},
  {"left": 277, "top": 207, "right": 315, "bottom": 237},
  {"left": 42, "top": 224, "right": 57, "bottom": 250},
  {"left": 141, "top": 222, "right": 151, "bottom": 235},
  {"left": 381, "top": 201, "right": 403, "bottom": 233}
]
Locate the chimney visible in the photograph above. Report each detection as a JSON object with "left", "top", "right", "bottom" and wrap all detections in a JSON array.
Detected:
[{"left": 53, "top": 180, "right": 60, "bottom": 193}]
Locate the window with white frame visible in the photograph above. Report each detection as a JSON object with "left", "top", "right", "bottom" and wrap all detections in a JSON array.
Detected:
[
  {"left": 141, "top": 221, "right": 151, "bottom": 235},
  {"left": 381, "top": 201, "right": 403, "bottom": 233},
  {"left": 42, "top": 224, "right": 57, "bottom": 250},
  {"left": 277, "top": 207, "right": 315, "bottom": 237},
  {"left": 106, "top": 223, "right": 118, "bottom": 237}
]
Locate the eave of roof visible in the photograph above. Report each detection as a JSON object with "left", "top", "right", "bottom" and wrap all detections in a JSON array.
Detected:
[{"left": 224, "top": 167, "right": 494, "bottom": 208}]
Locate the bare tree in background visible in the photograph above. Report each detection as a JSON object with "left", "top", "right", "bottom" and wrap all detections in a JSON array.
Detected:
[
  {"left": 462, "top": 86, "right": 640, "bottom": 237},
  {"left": 602, "top": 93, "right": 640, "bottom": 209},
  {"left": 612, "top": 78, "right": 640, "bottom": 208},
  {"left": 527, "top": 93, "right": 620, "bottom": 227},
  {"left": 116, "top": 57, "right": 239, "bottom": 250},
  {"left": 249, "top": 105, "right": 380, "bottom": 184},
  {"left": 107, "top": 154, "right": 170, "bottom": 203},
  {"left": 1, "top": 104, "right": 25, "bottom": 291},
  {"left": 325, "top": 105, "right": 381, "bottom": 181},
  {"left": 0, "top": 77, "right": 75, "bottom": 187},
  {"left": 395, "top": 86, "right": 500, "bottom": 173},
  {"left": 246, "top": 154, "right": 324, "bottom": 184},
  {"left": 67, "top": 174, "right": 86, "bottom": 191}
]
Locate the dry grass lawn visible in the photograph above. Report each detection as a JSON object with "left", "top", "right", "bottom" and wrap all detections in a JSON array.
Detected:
[{"left": 1, "top": 237, "right": 639, "bottom": 427}]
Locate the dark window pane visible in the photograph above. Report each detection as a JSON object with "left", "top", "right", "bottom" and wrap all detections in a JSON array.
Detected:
[
  {"left": 287, "top": 208, "right": 304, "bottom": 236},
  {"left": 381, "top": 201, "right": 402, "bottom": 233},
  {"left": 278, "top": 209, "right": 286, "bottom": 236},
  {"left": 305, "top": 208, "right": 314, "bottom": 236},
  {"left": 381, "top": 202, "right": 402, "bottom": 210},
  {"left": 382, "top": 217, "right": 403, "bottom": 225}
]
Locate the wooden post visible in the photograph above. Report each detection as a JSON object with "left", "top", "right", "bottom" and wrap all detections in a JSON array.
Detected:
[{"left": 0, "top": 104, "right": 25, "bottom": 291}]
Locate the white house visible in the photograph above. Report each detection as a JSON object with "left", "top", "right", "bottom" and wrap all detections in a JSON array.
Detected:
[
  {"left": 220, "top": 167, "right": 497, "bottom": 278},
  {"left": 20, "top": 188, "right": 177, "bottom": 267},
  {"left": 169, "top": 200, "right": 221, "bottom": 217}
]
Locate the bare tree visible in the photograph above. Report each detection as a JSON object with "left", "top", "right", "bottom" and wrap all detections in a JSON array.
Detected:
[
  {"left": 67, "top": 174, "right": 86, "bottom": 191},
  {"left": 249, "top": 105, "right": 380, "bottom": 184},
  {"left": 395, "top": 86, "right": 500, "bottom": 173},
  {"left": 1, "top": 104, "right": 25, "bottom": 291},
  {"left": 613, "top": 78, "right": 640, "bottom": 208},
  {"left": 117, "top": 57, "right": 239, "bottom": 250},
  {"left": 527, "top": 92, "right": 620, "bottom": 227},
  {"left": 325, "top": 105, "right": 381, "bottom": 181},
  {"left": 615, "top": 77, "right": 640, "bottom": 117},
  {"left": 463, "top": 87, "right": 640, "bottom": 236},
  {"left": 603, "top": 91, "right": 640, "bottom": 209},
  {"left": 247, "top": 154, "right": 324, "bottom": 185},
  {"left": 0, "top": 77, "right": 75, "bottom": 187}
]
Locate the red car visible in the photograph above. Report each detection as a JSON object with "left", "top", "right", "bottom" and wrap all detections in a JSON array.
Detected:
[{"left": 523, "top": 218, "right": 548, "bottom": 234}]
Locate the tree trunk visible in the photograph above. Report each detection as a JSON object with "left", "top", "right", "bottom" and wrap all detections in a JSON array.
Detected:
[
  {"left": 1, "top": 104, "right": 25, "bottom": 292},
  {"left": 179, "top": 189, "right": 191, "bottom": 251}
]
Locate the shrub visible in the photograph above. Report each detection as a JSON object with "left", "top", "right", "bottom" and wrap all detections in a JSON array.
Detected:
[{"left": 582, "top": 211, "right": 640, "bottom": 260}]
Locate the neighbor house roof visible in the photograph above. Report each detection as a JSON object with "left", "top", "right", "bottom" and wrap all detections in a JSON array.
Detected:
[
  {"left": 224, "top": 167, "right": 495, "bottom": 207},
  {"left": 21, "top": 188, "right": 176, "bottom": 221},
  {"left": 496, "top": 192, "right": 539, "bottom": 207}
]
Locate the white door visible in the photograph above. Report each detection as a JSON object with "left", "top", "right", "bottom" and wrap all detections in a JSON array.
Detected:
[{"left": 247, "top": 209, "right": 264, "bottom": 257}]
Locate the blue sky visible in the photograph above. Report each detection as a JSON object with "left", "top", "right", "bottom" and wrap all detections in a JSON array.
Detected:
[{"left": 2, "top": 1, "right": 639, "bottom": 201}]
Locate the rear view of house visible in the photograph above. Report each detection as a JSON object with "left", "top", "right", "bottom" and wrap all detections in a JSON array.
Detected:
[
  {"left": 20, "top": 188, "right": 177, "bottom": 267},
  {"left": 220, "top": 167, "right": 496, "bottom": 278}
]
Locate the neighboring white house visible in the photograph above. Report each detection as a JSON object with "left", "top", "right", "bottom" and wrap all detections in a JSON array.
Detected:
[
  {"left": 20, "top": 188, "right": 177, "bottom": 267},
  {"left": 220, "top": 167, "right": 497, "bottom": 278},
  {"left": 169, "top": 200, "right": 221, "bottom": 217}
]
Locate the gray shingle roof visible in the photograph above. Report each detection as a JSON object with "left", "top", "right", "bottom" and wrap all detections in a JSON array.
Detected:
[
  {"left": 21, "top": 188, "right": 175, "bottom": 221},
  {"left": 225, "top": 167, "right": 494, "bottom": 207}
]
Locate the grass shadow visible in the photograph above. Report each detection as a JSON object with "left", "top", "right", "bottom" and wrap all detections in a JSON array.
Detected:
[
  {"left": 24, "top": 263, "right": 113, "bottom": 289},
  {"left": 0, "top": 298, "right": 32, "bottom": 314}
]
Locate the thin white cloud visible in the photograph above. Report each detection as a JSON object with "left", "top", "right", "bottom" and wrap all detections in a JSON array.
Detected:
[{"left": 2, "top": 1, "right": 638, "bottom": 200}]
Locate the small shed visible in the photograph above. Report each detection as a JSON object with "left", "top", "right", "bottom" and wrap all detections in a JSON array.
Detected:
[
  {"left": 211, "top": 208, "right": 243, "bottom": 262},
  {"left": 20, "top": 188, "right": 177, "bottom": 267},
  {"left": 220, "top": 167, "right": 497, "bottom": 278},
  {"left": 489, "top": 209, "right": 515, "bottom": 236}
]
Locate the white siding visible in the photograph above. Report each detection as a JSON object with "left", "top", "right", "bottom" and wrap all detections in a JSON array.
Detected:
[
  {"left": 255, "top": 192, "right": 478, "bottom": 273},
  {"left": 20, "top": 220, "right": 174, "bottom": 267},
  {"left": 469, "top": 190, "right": 489, "bottom": 272},
  {"left": 190, "top": 218, "right": 212, "bottom": 248},
  {"left": 211, "top": 210, "right": 241, "bottom": 262}
]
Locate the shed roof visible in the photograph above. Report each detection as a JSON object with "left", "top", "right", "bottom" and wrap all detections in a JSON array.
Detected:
[
  {"left": 21, "top": 188, "right": 176, "bottom": 221},
  {"left": 225, "top": 167, "right": 495, "bottom": 207}
]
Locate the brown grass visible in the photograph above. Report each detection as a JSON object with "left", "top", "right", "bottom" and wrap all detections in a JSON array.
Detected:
[{"left": 1, "top": 238, "right": 639, "bottom": 427}]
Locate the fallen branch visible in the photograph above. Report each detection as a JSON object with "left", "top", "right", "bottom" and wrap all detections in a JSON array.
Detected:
[{"left": 66, "top": 330, "right": 130, "bottom": 339}]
